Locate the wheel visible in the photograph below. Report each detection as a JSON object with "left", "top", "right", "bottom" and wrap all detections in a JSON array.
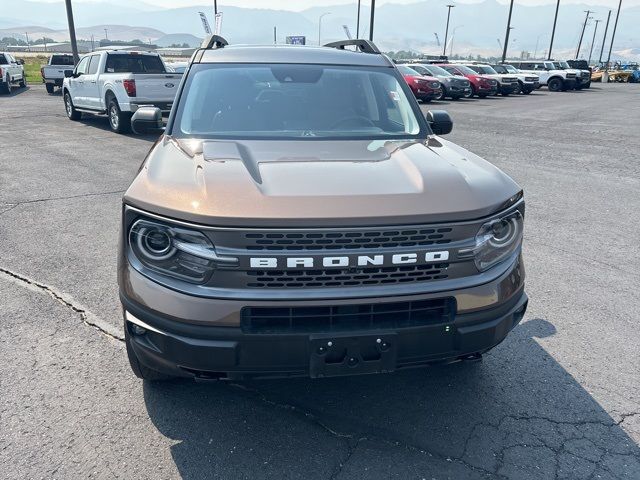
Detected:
[
  {"left": 463, "top": 88, "right": 473, "bottom": 99},
  {"left": 513, "top": 82, "right": 522, "bottom": 94},
  {"left": 19, "top": 76, "right": 26, "bottom": 88},
  {"left": 45, "top": 83, "right": 54, "bottom": 94},
  {"left": 434, "top": 88, "right": 444, "bottom": 101},
  {"left": 547, "top": 77, "right": 563, "bottom": 92},
  {"left": 1, "top": 75, "right": 12, "bottom": 94},
  {"left": 64, "top": 91, "right": 81, "bottom": 120},
  {"left": 125, "top": 326, "right": 173, "bottom": 381},
  {"left": 108, "top": 99, "right": 131, "bottom": 134}
]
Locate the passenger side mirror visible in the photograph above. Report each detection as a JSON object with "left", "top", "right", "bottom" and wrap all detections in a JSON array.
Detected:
[
  {"left": 425, "top": 110, "right": 453, "bottom": 136},
  {"left": 64, "top": 70, "right": 74, "bottom": 78},
  {"left": 131, "top": 107, "right": 164, "bottom": 135},
  {"left": 17, "top": 58, "right": 25, "bottom": 65}
]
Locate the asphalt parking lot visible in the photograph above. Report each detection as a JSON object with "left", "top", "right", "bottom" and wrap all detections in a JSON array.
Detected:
[{"left": 1, "top": 83, "right": 639, "bottom": 479}]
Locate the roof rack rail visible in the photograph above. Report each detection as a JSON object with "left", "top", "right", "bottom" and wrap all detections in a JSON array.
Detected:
[
  {"left": 201, "top": 35, "right": 229, "bottom": 49},
  {"left": 323, "top": 39, "right": 380, "bottom": 54}
]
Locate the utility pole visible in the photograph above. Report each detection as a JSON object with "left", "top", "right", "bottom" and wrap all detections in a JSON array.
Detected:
[
  {"left": 587, "top": 19, "right": 600, "bottom": 64},
  {"left": 104, "top": 28, "right": 108, "bottom": 40},
  {"left": 273, "top": 26, "right": 277, "bottom": 44},
  {"left": 598, "top": 10, "right": 611, "bottom": 64},
  {"left": 369, "top": 0, "right": 376, "bottom": 41},
  {"left": 64, "top": 0, "right": 80, "bottom": 64},
  {"left": 547, "top": 0, "right": 560, "bottom": 59},
  {"left": 605, "top": 0, "right": 622, "bottom": 71},
  {"left": 214, "top": 0, "right": 218, "bottom": 14},
  {"left": 25, "top": 32, "right": 30, "bottom": 51},
  {"left": 501, "top": 0, "right": 515, "bottom": 63},
  {"left": 575, "top": 10, "right": 593, "bottom": 59},
  {"left": 356, "top": 0, "right": 361, "bottom": 38},
  {"left": 443, "top": 5, "right": 454, "bottom": 57}
]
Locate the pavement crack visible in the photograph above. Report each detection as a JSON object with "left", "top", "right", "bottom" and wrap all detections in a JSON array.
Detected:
[
  {"left": 0, "top": 267, "right": 123, "bottom": 342},
  {"left": 6, "top": 189, "right": 126, "bottom": 209},
  {"left": 616, "top": 412, "right": 639, "bottom": 426}
]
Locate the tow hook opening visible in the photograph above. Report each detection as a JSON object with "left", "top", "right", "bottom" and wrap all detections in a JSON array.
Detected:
[{"left": 459, "top": 352, "right": 483, "bottom": 363}]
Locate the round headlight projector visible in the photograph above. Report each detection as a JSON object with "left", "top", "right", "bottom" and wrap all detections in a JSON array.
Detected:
[{"left": 136, "top": 226, "right": 176, "bottom": 260}]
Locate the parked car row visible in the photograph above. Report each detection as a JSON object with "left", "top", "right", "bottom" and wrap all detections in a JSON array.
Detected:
[{"left": 396, "top": 58, "right": 596, "bottom": 103}]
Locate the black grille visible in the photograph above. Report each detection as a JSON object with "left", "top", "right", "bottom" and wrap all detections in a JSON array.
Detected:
[
  {"left": 244, "top": 227, "right": 453, "bottom": 251},
  {"left": 245, "top": 263, "right": 449, "bottom": 288},
  {"left": 241, "top": 298, "right": 455, "bottom": 334}
]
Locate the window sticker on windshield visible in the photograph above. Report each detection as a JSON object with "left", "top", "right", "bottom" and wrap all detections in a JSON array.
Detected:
[
  {"left": 107, "top": 68, "right": 114, "bottom": 73},
  {"left": 389, "top": 91, "right": 400, "bottom": 102}
]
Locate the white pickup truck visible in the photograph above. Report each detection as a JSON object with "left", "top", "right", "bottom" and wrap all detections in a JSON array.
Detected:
[
  {"left": 62, "top": 50, "right": 181, "bottom": 133},
  {"left": 41, "top": 54, "right": 76, "bottom": 94},
  {"left": 0, "top": 52, "right": 27, "bottom": 94}
]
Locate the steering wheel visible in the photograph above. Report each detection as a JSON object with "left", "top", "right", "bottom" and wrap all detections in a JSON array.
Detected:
[{"left": 329, "top": 115, "right": 376, "bottom": 130}]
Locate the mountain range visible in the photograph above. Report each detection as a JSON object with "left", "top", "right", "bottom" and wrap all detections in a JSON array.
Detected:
[{"left": 1, "top": 0, "right": 638, "bottom": 59}]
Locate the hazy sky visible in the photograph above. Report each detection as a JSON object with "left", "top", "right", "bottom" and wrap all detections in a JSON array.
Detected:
[{"left": 66, "top": 0, "right": 639, "bottom": 9}]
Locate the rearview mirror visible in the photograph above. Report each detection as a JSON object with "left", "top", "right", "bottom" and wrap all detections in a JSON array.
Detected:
[
  {"left": 64, "top": 70, "right": 74, "bottom": 78},
  {"left": 131, "top": 107, "right": 164, "bottom": 135},
  {"left": 426, "top": 110, "right": 453, "bottom": 136}
]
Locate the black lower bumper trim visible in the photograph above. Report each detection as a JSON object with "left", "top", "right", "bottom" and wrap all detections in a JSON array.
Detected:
[{"left": 122, "top": 289, "right": 528, "bottom": 380}]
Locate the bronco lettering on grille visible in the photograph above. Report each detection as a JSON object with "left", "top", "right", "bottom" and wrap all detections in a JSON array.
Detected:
[{"left": 249, "top": 251, "right": 450, "bottom": 269}]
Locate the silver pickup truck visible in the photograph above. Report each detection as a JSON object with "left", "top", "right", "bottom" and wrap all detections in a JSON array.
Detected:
[{"left": 62, "top": 50, "right": 181, "bottom": 133}]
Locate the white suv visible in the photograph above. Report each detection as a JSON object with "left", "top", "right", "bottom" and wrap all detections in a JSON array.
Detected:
[
  {"left": 491, "top": 64, "right": 539, "bottom": 94},
  {"left": 507, "top": 61, "right": 577, "bottom": 92},
  {"left": 0, "top": 52, "right": 27, "bottom": 94}
]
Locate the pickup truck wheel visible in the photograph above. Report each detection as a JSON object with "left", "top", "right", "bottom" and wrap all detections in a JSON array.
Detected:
[
  {"left": 513, "top": 82, "right": 522, "bottom": 94},
  {"left": 1, "top": 75, "right": 12, "bottom": 94},
  {"left": 108, "top": 100, "right": 131, "bottom": 134},
  {"left": 45, "top": 83, "right": 54, "bottom": 94},
  {"left": 64, "top": 92, "right": 81, "bottom": 120},
  {"left": 19, "top": 76, "right": 26, "bottom": 88},
  {"left": 547, "top": 78, "right": 563, "bottom": 92},
  {"left": 125, "top": 327, "right": 173, "bottom": 382}
]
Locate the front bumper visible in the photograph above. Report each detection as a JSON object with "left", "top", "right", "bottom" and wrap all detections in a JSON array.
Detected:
[
  {"left": 499, "top": 83, "right": 517, "bottom": 94},
  {"left": 120, "top": 254, "right": 527, "bottom": 380},
  {"left": 415, "top": 88, "right": 441, "bottom": 101},
  {"left": 562, "top": 78, "right": 577, "bottom": 90}
]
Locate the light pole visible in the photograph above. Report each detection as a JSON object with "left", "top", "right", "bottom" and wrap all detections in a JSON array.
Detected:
[
  {"left": 443, "top": 5, "right": 455, "bottom": 57},
  {"left": 575, "top": 10, "right": 593, "bottom": 59},
  {"left": 598, "top": 10, "right": 611, "bottom": 64},
  {"left": 547, "top": 0, "right": 560, "bottom": 60},
  {"left": 449, "top": 25, "right": 463, "bottom": 57},
  {"left": 587, "top": 19, "right": 601, "bottom": 64},
  {"left": 356, "top": 0, "right": 361, "bottom": 38},
  {"left": 501, "top": 0, "right": 514, "bottom": 62},
  {"left": 318, "top": 12, "right": 331, "bottom": 45},
  {"left": 605, "top": 0, "right": 622, "bottom": 71},
  {"left": 214, "top": 0, "right": 217, "bottom": 14},
  {"left": 64, "top": 0, "right": 80, "bottom": 63},
  {"left": 369, "top": 0, "right": 376, "bottom": 41},
  {"left": 104, "top": 28, "right": 108, "bottom": 41}
]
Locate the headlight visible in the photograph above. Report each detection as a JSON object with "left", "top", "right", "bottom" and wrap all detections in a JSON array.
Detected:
[
  {"left": 128, "top": 218, "right": 237, "bottom": 284},
  {"left": 460, "top": 210, "right": 523, "bottom": 272}
]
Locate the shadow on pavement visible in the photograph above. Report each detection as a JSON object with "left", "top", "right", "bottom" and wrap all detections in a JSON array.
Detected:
[{"left": 143, "top": 318, "right": 640, "bottom": 479}]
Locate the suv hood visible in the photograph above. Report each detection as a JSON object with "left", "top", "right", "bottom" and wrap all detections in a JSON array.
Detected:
[{"left": 125, "top": 137, "right": 521, "bottom": 227}]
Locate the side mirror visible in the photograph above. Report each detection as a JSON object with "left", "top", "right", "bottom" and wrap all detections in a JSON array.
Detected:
[
  {"left": 426, "top": 110, "right": 453, "bottom": 136},
  {"left": 64, "top": 70, "right": 74, "bottom": 78},
  {"left": 18, "top": 59, "right": 25, "bottom": 65},
  {"left": 131, "top": 107, "right": 164, "bottom": 135}
]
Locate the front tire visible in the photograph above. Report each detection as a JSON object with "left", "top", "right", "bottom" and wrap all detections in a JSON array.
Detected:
[
  {"left": 19, "top": 76, "right": 26, "bottom": 88},
  {"left": 64, "top": 91, "right": 81, "bottom": 120},
  {"left": 547, "top": 77, "right": 563, "bottom": 92},
  {"left": 513, "top": 82, "right": 522, "bottom": 94},
  {"left": 108, "top": 99, "right": 131, "bottom": 134},
  {"left": 45, "top": 83, "right": 55, "bottom": 94},
  {"left": 1, "top": 75, "right": 12, "bottom": 94}
]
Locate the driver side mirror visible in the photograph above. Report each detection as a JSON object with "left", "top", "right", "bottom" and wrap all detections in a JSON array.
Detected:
[
  {"left": 64, "top": 70, "right": 74, "bottom": 78},
  {"left": 425, "top": 110, "right": 453, "bottom": 136},
  {"left": 131, "top": 107, "right": 165, "bottom": 135},
  {"left": 17, "top": 58, "right": 25, "bottom": 65}
]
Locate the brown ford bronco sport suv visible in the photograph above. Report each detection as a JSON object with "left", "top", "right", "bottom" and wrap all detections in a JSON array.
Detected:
[{"left": 119, "top": 37, "right": 527, "bottom": 381}]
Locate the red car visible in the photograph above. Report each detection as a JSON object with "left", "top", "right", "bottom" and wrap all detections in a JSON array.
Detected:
[
  {"left": 436, "top": 64, "right": 498, "bottom": 98},
  {"left": 397, "top": 65, "right": 443, "bottom": 103}
]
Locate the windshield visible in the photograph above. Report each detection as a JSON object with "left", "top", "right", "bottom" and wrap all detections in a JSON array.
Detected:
[
  {"left": 422, "top": 65, "right": 451, "bottom": 77},
  {"left": 452, "top": 65, "right": 477, "bottom": 76},
  {"left": 397, "top": 65, "right": 420, "bottom": 76},
  {"left": 474, "top": 65, "right": 498, "bottom": 75},
  {"left": 173, "top": 64, "right": 424, "bottom": 140},
  {"left": 502, "top": 65, "right": 518, "bottom": 73}
]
